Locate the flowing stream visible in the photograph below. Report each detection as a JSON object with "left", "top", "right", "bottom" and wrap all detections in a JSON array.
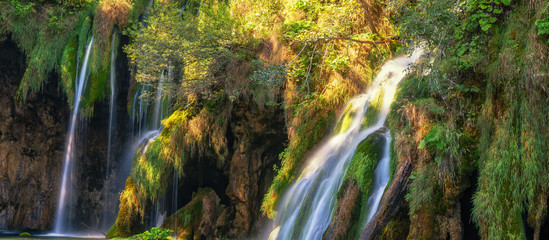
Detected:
[
  {"left": 269, "top": 50, "right": 421, "bottom": 240},
  {"left": 54, "top": 37, "right": 94, "bottom": 234}
]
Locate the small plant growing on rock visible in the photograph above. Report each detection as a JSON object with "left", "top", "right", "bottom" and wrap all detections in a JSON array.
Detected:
[{"left": 18, "top": 232, "right": 31, "bottom": 237}]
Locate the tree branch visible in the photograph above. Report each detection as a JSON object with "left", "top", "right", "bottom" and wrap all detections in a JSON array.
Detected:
[{"left": 315, "top": 36, "right": 400, "bottom": 45}]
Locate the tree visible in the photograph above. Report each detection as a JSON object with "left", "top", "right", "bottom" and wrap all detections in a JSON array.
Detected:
[{"left": 124, "top": 0, "right": 234, "bottom": 99}]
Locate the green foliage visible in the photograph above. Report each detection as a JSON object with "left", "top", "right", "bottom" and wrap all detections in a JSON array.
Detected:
[
  {"left": 281, "top": 20, "right": 316, "bottom": 41},
  {"left": 18, "top": 232, "right": 31, "bottom": 237},
  {"left": 536, "top": 5, "right": 549, "bottom": 44},
  {"left": 124, "top": 0, "right": 234, "bottom": 100},
  {"left": 405, "top": 163, "right": 439, "bottom": 214},
  {"left": 0, "top": 0, "right": 96, "bottom": 104},
  {"left": 536, "top": 17, "right": 549, "bottom": 43},
  {"left": 326, "top": 54, "right": 350, "bottom": 72},
  {"left": 418, "top": 125, "right": 462, "bottom": 155},
  {"left": 129, "top": 227, "right": 174, "bottom": 240},
  {"left": 412, "top": 98, "right": 445, "bottom": 116},
  {"left": 346, "top": 133, "right": 385, "bottom": 195},
  {"left": 250, "top": 60, "right": 288, "bottom": 106},
  {"left": 398, "top": 0, "right": 458, "bottom": 53},
  {"left": 9, "top": 0, "right": 35, "bottom": 17},
  {"left": 399, "top": 0, "right": 511, "bottom": 71}
]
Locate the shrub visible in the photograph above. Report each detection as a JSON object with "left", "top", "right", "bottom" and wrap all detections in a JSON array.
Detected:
[{"left": 129, "top": 227, "right": 174, "bottom": 240}]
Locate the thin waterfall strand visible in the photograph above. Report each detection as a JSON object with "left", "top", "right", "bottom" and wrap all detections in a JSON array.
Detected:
[
  {"left": 106, "top": 31, "right": 116, "bottom": 179},
  {"left": 54, "top": 37, "right": 94, "bottom": 234}
]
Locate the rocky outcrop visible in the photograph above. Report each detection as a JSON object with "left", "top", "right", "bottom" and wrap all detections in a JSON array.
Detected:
[
  {"left": 0, "top": 35, "right": 133, "bottom": 232},
  {"left": 224, "top": 100, "right": 286, "bottom": 238},
  {"left": 108, "top": 95, "right": 287, "bottom": 238},
  {"left": 162, "top": 188, "right": 221, "bottom": 240},
  {"left": 0, "top": 37, "right": 68, "bottom": 231}
]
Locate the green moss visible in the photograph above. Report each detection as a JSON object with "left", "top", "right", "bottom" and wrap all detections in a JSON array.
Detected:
[
  {"left": 333, "top": 104, "right": 356, "bottom": 134},
  {"left": 0, "top": 2, "right": 95, "bottom": 104},
  {"left": 362, "top": 90, "right": 384, "bottom": 128},
  {"left": 262, "top": 102, "right": 336, "bottom": 218},
  {"left": 161, "top": 188, "right": 219, "bottom": 240},
  {"left": 107, "top": 177, "right": 145, "bottom": 238},
  {"left": 60, "top": 36, "right": 78, "bottom": 106},
  {"left": 377, "top": 205, "right": 410, "bottom": 240},
  {"left": 472, "top": 6, "right": 549, "bottom": 239},
  {"left": 342, "top": 133, "right": 386, "bottom": 239},
  {"left": 347, "top": 134, "right": 385, "bottom": 195},
  {"left": 18, "top": 232, "right": 31, "bottom": 237}
]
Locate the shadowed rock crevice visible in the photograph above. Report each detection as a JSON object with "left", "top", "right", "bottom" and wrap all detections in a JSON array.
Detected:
[{"left": 0, "top": 35, "right": 68, "bottom": 231}]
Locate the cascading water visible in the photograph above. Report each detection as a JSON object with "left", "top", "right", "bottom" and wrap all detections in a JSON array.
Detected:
[
  {"left": 269, "top": 50, "right": 422, "bottom": 240},
  {"left": 54, "top": 37, "right": 94, "bottom": 234},
  {"left": 106, "top": 31, "right": 117, "bottom": 180},
  {"left": 129, "top": 69, "right": 173, "bottom": 229},
  {"left": 101, "top": 31, "right": 118, "bottom": 232},
  {"left": 363, "top": 132, "right": 391, "bottom": 223},
  {"left": 152, "top": 71, "right": 164, "bottom": 130}
]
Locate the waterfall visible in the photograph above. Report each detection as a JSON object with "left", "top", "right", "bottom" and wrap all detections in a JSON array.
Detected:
[
  {"left": 152, "top": 71, "right": 164, "bottom": 129},
  {"left": 171, "top": 168, "right": 179, "bottom": 236},
  {"left": 129, "top": 70, "right": 171, "bottom": 229},
  {"left": 106, "top": 31, "right": 116, "bottom": 181},
  {"left": 101, "top": 31, "right": 118, "bottom": 232},
  {"left": 269, "top": 50, "right": 422, "bottom": 240},
  {"left": 363, "top": 132, "right": 391, "bottom": 223},
  {"left": 54, "top": 37, "right": 94, "bottom": 234}
]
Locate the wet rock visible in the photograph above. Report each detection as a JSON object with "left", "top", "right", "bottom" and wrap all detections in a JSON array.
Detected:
[
  {"left": 162, "top": 188, "right": 221, "bottom": 240},
  {"left": 223, "top": 100, "right": 286, "bottom": 238},
  {"left": 324, "top": 179, "right": 360, "bottom": 240},
  {"left": 360, "top": 158, "right": 414, "bottom": 240},
  {"left": 0, "top": 36, "right": 67, "bottom": 231}
]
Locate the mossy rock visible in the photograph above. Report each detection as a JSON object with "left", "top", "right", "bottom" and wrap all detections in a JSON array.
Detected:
[
  {"left": 362, "top": 90, "right": 384, "bottom": 128},
  {"left": 106, "top": 177, "right": 145, "bottom": 238},
  {"left": 346, "top": 132, "right": 386, "bottom": 195},
  {"left": 60, "top": 36, "right": 78, "bottom": 106},
  {"left": 339, "top": 131, "right": 386, "bottom": 239},
  {"left": 162, "top": 188, "right": 222, "bottom": 240},
  {"left": 18, "top": 232, "right": 31, "bottom": 237},
  {"left": 334, "top": 103, "right": 357, "bottom": 134}
]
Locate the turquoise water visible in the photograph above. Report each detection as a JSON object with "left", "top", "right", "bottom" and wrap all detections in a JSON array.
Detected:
[{"left": 0, "top": 233, "right": 102, "bottom": 240}]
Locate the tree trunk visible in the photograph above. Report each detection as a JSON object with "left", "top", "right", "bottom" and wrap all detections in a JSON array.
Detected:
[{"left": 358, "top": 0, "right": 379, "bottom": 35}]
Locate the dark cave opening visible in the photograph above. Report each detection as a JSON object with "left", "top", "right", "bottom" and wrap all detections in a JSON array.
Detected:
[{"left": 460, "top": 171, "right": 480, "bottom": 240}]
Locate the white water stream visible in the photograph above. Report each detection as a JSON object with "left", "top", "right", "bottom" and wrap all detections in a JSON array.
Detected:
[
  {"left": 270, "top": 50, "right": 421, "bottom": 240},
  {"left": 54, "top": 37, "right": 94, "bottom": 234}
]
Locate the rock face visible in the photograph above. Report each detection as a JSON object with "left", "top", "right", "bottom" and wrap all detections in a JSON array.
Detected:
[
  {"left": 359, "top": 158, "right": 413, "bottom": 240},
  {"left": 0, "top": 36, "right": 133, "bottom": 232},
  {"left": 324, "top": 180, "right": 361, "bottom": 239},
  {"left": 0, "top": 37, "right": 68, "bottom": 231},
  {"left": 150, "top": 99, "right": 287, "bottom": 239},
  {"left": 68, "top": 36, "right": 132, "bottom": 232},
  {"left": 162, "top": 188, "right": 221, "bottom": 240},
  {"left": 224, "top": 100, "right": 287, "bottom": 238}
]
